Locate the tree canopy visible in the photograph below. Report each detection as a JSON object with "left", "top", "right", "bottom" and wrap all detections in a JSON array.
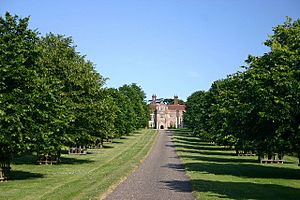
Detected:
[
  {"left": 184, "top": 17, "right": 300, "bottom": 163},
  {"left": 0, "top": 12, "right": 150, "bottom": 178}
]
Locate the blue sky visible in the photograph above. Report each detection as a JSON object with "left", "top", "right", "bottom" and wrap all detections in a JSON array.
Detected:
[{"left": 1, "top": 0, "right": 299, "bottom": 101}]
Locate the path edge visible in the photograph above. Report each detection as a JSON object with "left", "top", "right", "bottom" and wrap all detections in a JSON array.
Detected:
[
  {"left": 99, "top": 129, "right": 159, "bottom": 200},
  {"left": 170, "top": 129, "right": 197, "bottom": 200}
]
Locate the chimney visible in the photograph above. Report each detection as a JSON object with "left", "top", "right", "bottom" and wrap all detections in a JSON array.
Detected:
[
  {"left": 174, "top": 95, "right": 179, "bottom": 105},
  {"left": 152, "top": 95, "right": 156, "bottom": 104}
]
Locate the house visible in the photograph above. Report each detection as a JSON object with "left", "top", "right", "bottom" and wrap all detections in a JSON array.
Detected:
[{"left": 149, "top": 95, "right": 185, "bottom": 129}]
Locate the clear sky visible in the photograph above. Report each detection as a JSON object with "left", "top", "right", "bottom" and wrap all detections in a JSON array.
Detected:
[{"left": 1, "top": 0, "right": 299, "bottom": 101}]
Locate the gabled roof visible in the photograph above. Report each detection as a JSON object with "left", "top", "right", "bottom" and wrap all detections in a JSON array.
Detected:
[{"left": 167, "top": 104, "right": 185, "bottom": 111}]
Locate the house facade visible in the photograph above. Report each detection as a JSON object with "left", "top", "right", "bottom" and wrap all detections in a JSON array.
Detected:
[{"left": 149, "top": 95, "right": 185, "bottom": 129}]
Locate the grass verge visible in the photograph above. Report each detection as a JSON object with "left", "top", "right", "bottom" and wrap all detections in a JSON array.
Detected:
[
  {"left": 173, "top": 129, "right": 300, "bottom": 200},
  {"left": 0, "top": 129, "right": 157, "bottom": 200}
]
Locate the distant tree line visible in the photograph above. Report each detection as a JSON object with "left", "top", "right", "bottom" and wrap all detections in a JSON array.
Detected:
[
  {"left": 163, "top": 98, "right": 185, "bottom": 105},
  {"left": 184, "top": 18, "right": 300, "bottom": 164},
  {"left": 0, "top": 13, "right": 150, "bottom": 178}
]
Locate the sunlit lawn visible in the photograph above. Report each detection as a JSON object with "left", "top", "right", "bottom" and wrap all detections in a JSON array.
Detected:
[
  {"left": 173, "top": 130, "right": 300, "bottom": 200},
  {"left": 0, "top": 129, "right": 157, "bottom": 200}
]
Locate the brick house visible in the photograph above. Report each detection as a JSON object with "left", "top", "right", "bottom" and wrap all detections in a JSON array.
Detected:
[{"left": 149, "top": 95, "right": 185, "bottom": 129}]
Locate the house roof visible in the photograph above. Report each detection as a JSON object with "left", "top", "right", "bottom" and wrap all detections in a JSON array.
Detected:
[
  {"left": 167, "top": 104, "right": 185, "bottom": 111},
  {"left": 151, "top": 103, "right": 185, "bottom": 112}
]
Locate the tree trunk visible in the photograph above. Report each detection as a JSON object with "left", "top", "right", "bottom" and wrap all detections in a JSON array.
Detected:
[
  {"left": 278, "top": 152, "right": 284, "bottom": 160},
  {"left": 0, "top": 146, "right": 11, "bottom": 180},
  {"left": 100, "top": 139, "right": 104, "bottom": 148},
  {"left": 267, "top": 152, "right": 273, "bottom": 160},
  {"left": 235, "top": 148, "right": 239, "bottom": 156},
  {"left": 258, "top": 151, "right": 264, "bottom": 162},
  {"left": 0, "top": 160, "right": 11, "bottom": 181}
]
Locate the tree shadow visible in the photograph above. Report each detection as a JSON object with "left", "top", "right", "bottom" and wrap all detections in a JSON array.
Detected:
[
  {"left": 161, "top": 163, "right": 186, "bottom": 172},
  {"left": 176, "top": 149, "right": 202, "bottom": 154},
  {"left": 102, "top": 145, "right": 114, "bottom": 149},
  {"left": 175, "top": 143, "right": 232, "bottom": 151},
  {"left": 165, "top": 144, "right": 176, "bottom": 148},
  {"left": 12, "top": 154, "right": 37, "bottom": 165},
  {"left": 176, "top": 148, "right": 237, "bottom": 158},
  {"left": 176, "top": 138, "right": 216, "bottom": 147},
  {"left": 163, "top": 179, "right": 300, "bottom": 199},
  {"left": 185, "top": 162, "right": 300, "bottom": 179},
  {"left": 112, "top": 141, "right": 123, "bottom": 144},
  {"left": 13, "top": 155, "right": 94, "bottom": 165},
  {"left": 181, "top": 154, "right": 257, "bottom": 163},
  {"left": 60, "top": 157, "right": 94, "bottom": 165},
  {"left": 175, "top": 138, "right": 211, "bottom": 145},
  {"left": 161, "top": 180, "right": 193, "bottom": 193},
  {"left": 170, "top": 129, "right": 192, "bottom": 134},
  {"left": 198, "top": 150, "right": 237, "bottom": 156},
  {"left": 8, "top": 170, "right": 44, "bottom": 180}
]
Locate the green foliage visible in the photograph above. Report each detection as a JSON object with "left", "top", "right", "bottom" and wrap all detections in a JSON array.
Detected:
[
  {"left": 0, "top": 12, "right": 40, "bottom": 156},
  {"left": 184, "top": 17, "right": 300, "bottom": 161},
  {"left": 163, "top": 98, "right": 185, "bottom": 105},
  {"left": 119, "top": 83, "right": 149, "bottom": 129},
  {"left": 183, "top": 91, "right": 207, "bottom": 134},
  {"left": 107, "top": 84, "right": 149, "bottom": 137},
  {"left": 0, "top": 12, "right": 150, "bottom": 170}
]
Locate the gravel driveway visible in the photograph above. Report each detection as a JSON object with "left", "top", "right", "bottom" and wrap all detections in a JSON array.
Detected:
[{"left": 105, "top": 130, "right": 195, "bottom": 200}]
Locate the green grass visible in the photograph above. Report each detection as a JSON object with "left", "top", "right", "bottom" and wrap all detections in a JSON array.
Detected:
[
  {"left": 173, "top": 130, "right": 300, "bottom": 200},
  {"left": 0, "top": 129, "right": 157, "bottom": 200}
]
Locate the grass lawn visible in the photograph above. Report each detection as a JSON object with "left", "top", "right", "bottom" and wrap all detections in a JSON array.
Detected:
[
  {"left": 0, "top": 129, "right": 157, "bottom": 200},
  {"left": 173, "top": 130, "right": 300, "bottom": 200}
]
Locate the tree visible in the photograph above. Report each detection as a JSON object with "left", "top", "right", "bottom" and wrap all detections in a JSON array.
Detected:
[
  {"left": 39, "top": 33, "right": 111, "bottom": 153},
  {"left": 119, "top": 83, "right": 149, "bottom": 130},
  {"left": 0, "top": 12, "right": 41, "bottom": 175},
  {"left": 240, "top": 17, "right": 300, "bottom": 161},
  {"left": 163, "top": 98, "right": 185, "bottom": 105},
  {"left": 184, "top": 17, "right": 300, "bottom": 164},
  {"left": 106, "top": 88, "right": 135, "bottom": 136},
  {"left": 184, "top": 91, "right": 207, "bottom": 134}
]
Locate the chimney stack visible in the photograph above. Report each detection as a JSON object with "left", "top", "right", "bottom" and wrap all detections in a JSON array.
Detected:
[
  {"left": 174, "top": 95, "right": 179, "bottom": 105},
  {"left": 152, "top": 95, "right": 156, "bottom": 104}
]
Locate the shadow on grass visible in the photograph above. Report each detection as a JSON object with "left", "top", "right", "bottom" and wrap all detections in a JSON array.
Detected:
[
  {"left": 175, "top": 143, "right": 232, "bottom": 151},
  {"left": 13, "top": 154, "right": 94, "bottom": 165},
  {"left": 161, "top": 163, "right": 186, "bottom": 172},
  {"left": 61, "top": 157, "right": 95, "bottom": 165},
  {"left": 181, "top": 154, "right": 257, "bottom": 163},
  {"left": 8, "top": 170, "right": 44, "bottom": 180},
  {"left": 12, "top": 154, "right": 37, "bottom": 165},
  {"left": 102, "top": 145, "right": 114, "bottom": 149},
  {"left": 165, "top": 144, "right": 176, "bottom": 148},
  {"left": 172, "top": 129, "right": 207, "bottom": 137},
  {"left": 163, "top": 179, "right": 300, "bottom": 200},
  {"left": 185, "top": 162, "right": 300, "bottom": 179},
  {"left": 197, "top": 150, "right": 237, "bottom": 156},
  {"left": 175, "top": 139, "right": 215, "bottom": 147},
  {"left": 112, "top": 140, "right": 123, "bottom": 144},
  {"left": 169, "top": 129, "right": 192, "bottom": 133}
]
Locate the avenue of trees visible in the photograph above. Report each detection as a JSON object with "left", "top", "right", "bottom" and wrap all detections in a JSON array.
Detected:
[
  {"left": 0, "top": 13, "right": 149, "bottom": 178},
  {"left": 184, "top": 18, "right": 300, "bottom": 164}
]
